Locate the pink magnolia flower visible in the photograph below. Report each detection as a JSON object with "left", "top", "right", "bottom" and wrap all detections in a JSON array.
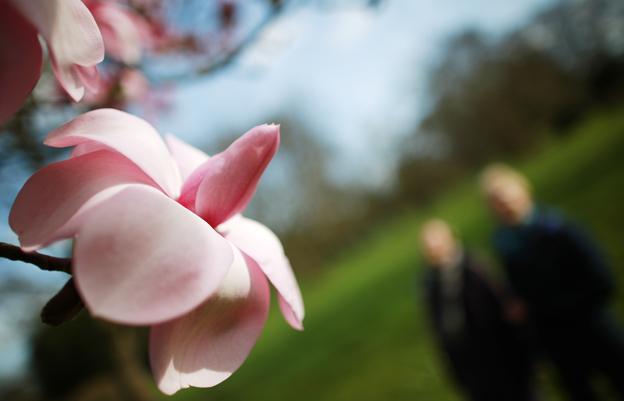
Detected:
[
  {"left": 0, "top": 0, "right": 105, "bottom": 125},
  {"left": 9, "top": 108, "right": 304, "bottom": 394}
]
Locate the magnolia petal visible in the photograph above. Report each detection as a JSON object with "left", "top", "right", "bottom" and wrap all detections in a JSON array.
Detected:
[
  {"left": 73, "top": 185, "right": 233, "bottom": 326},
  {"left": 179, "top": 124, "right": 279, "bottom": 226},
  {"left": 220, "top": 215, "right": 304, "bottom": 330},
  {"left": 92, "top": 1, "right": 143, "bottom": 64},
  {"left": 10, "top": 0, "right": 104, "bottom": 101},
  {"left": 45, "top": 109, "right": 182, "bottom": 198},
  {"left": 48, "top": 54, "right": 94, "bottom": 101},
  {"left": 150, "top": 248, "right": 270, "bottom": 395},
  {"left": 70, "top": 140, "right": 108, "bottom": 158},
  {"left": 279, "top": 295, "right": 303, "bottom": 331},
  {"left": 165, "top": 135, "right": 209, "bottom": 182},
  {"left": 0, "top": 2, "right": 42, "bottom": 125},
  {"left": 9, "top": 150, "right": 157, "bottom": 251},
  {"left": 73, "top": 65, "right": 101, "bottom": 94}
]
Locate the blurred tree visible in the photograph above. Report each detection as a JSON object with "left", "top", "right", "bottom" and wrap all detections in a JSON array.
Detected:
[
  {"left": 404, "top": 0, "right": 624, "bottom": 172},
  {"left": 418, "top": 31, "right": 583, "bottom": 165}
]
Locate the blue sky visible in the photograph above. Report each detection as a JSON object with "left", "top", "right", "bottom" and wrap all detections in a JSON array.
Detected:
[
  {"left": 158, "top": 0, "right": 556, "bottom": 188},
  {"left": 0, "top": 0, "right": 556, "bottom": 381}
]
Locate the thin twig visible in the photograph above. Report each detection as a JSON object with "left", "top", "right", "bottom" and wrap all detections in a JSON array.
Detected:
[{"left": 0, "top": 242, "right": 71, "bottom": 274}]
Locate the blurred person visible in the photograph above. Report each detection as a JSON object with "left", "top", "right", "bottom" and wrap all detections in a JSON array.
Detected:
[
  {"left": 421, "top": 219, "right": 536, "bottom": 401},
  {"left": 481, "top": 163, "right": 624, "bottom": 401}
]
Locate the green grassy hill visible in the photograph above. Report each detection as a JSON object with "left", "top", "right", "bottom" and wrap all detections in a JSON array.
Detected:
[{"left": 169, "top": 108, "right": 624, "bottom": 401}]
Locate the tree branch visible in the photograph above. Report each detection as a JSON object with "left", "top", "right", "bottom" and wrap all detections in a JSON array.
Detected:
[
  {"left": 0, "top": 242, "right": 71, "bottom": 274},
  {"left": 152, "top": 0, "right": 288, "bottom": 82},
  {"left": 41, "top": 278, "right": 84, "bottom": 326}
]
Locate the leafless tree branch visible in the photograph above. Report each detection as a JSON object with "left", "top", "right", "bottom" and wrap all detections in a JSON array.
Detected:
[{"left": 0, "top": 242, "right": 71, "bottom": 274}]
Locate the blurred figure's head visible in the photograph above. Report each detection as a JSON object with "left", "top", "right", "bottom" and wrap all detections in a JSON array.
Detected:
[
  {"left": 420, "top": 218, "right": 459, "bottom": 269},
  {"left": 480, "top": 163, "right": 533, "bottom": 226}
]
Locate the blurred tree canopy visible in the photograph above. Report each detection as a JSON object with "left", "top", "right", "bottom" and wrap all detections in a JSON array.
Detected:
[
  {"left": 413, "top": 0, "right": 624, "bottom": 166},
  {"left": 394, "top": 0, "right": 624, "bottom": 204}
]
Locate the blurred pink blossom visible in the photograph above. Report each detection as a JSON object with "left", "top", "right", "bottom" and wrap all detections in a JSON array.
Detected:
[
  {"left": 87, "top": 0, "right": 154, "bottom": 65},
  {"left": 84, "top": 68, "right": 150, "bottom": 107},
  {"left": 0, "top": 0, "right": 104, "bottom": 124},
  {"left": 9, "top": 108, "right": 304, "bottom": 394},
  {"left": 118, "top": 68, "right": 150, "bottom": 101}
]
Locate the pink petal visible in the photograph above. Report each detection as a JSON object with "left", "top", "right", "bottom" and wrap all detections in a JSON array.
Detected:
[
  {"left": 9, "top": 150, "right": 157, "bottom": 251},
  {"left": 70, "top": 140, "right": 108, "bottom": 158},
  {"left": 91, "top": 1, "right": 143, "bottom": 64},
  {"left": 10, "top": 0, "right": 104, "bottom": 101},
  {"left": 0, "top": 2, "right": 42, "bottom": 125},
  {"left": 149, "top": 247, "right": 270, "bottom": 395},
  {"left": 118, "top": 68, "right": 149, "bottom": 102},
  {"left": 45, "top": 109, "right": 182, "bottom": 198},
  {"left": 179, "top": 124, "right": 279, "bottom": 226},
  {"left": 279, "top": 295, "right": 304, "bottom": 331},
  {"left": 165, "top": 135, "right": 209, "bottom": 182},
  {"left": 73, "top": 185, "right": 233, "bottom": 326},
  {"left": 219, "top": 215, "right": 304, "bottom": 330},
  {"left": 73, "top": 65, "right": 101, "bottom": 94}
]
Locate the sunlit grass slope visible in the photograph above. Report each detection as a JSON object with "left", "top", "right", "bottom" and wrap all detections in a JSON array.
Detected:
[{"left": 169, "top": 108, "right": 624, "bottom": 401}]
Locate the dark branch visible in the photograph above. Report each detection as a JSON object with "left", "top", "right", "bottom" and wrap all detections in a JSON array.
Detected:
[
  {"left": 41, "top": 278, "right": 84, "bottom": 326},
  {"left": 0, "top": 242, "right": 71, "bottom": 274}
]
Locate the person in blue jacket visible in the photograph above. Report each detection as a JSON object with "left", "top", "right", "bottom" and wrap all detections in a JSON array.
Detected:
[
  {"left": 420, "top": 219, "right": 536, "bottom": 401},
  {"left": 481, "top": 163, "right": 624, "bottom": 401}
]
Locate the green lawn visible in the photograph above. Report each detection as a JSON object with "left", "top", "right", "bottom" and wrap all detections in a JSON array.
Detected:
[{"left": 169, "top": 108, "right": 624, "bottom": 401}]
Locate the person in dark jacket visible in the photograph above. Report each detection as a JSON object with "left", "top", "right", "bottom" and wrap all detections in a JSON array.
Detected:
[
  {"left": 481, "top": 163, "right": 624, "bottom": 401},
  {"left": 420, "top": 219, "right": 536, "bottom": 401}
]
